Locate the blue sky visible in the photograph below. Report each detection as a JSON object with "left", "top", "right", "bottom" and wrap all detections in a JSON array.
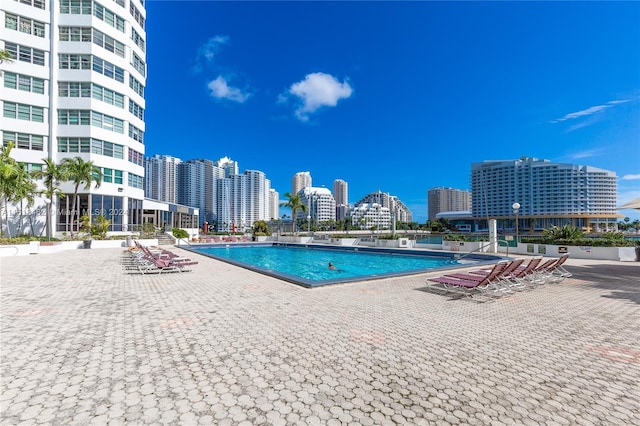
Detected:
[{"left": 144, "top": 1, "right": 640, "bottom": 222}]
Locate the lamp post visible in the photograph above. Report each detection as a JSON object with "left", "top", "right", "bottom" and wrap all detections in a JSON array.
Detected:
[
  {"left": 44, "top": 198, "right": 51, "bottom": 241},
  {"left": 512, "top": 202, "right": 520, "bottom": 245}
]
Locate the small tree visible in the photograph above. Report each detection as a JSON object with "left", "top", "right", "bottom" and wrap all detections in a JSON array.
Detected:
[
  {"left": 251, "top": 220, "right": 271, "bottom": 236},
  {"left": 61, "top": 157, "right": 102, "bottom": 237},
  {"left": 280, "top": 192, "right": 307, "bottom": 235}
]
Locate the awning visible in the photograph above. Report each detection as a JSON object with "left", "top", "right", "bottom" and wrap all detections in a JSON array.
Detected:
[{"left": 618, "top": 197, "right": 640, "bottom": 210}]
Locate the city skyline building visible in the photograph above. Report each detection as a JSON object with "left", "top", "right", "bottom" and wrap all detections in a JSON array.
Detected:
[
  {"left": 350, "top": 203, "right": 391, "bottom": 230},
  {"left": 333, "top": 179, "right": 348, "bottom": 205},
  {"left": 144, "top": 154, "right": 181, "bottom": 203},
  {"left": 269, "top": 188, "right": 279, "bottom": 221},
  {"left": 471, "top": 157, "right": 620, "bottom": 231},
  {"left": 427, "top": 187, "right": 471, "bottom": 221},
  {"left": 1, "top": 0, "right": 148, "bottom": 234},
  {"left": 355, "top": 190, "right": 413, "bottom": 223},
  {"left": 298, "top": 187, "right": 336, "bottom": 225},
  {"left": 292, "top": 171, "right": 312, "bottom": 195}
]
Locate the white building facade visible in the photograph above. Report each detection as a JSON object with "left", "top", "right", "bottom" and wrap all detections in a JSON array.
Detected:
[
  {"left": 144, "top": 154, "right": 181, "bottom": 203},
  {"left": 298, "top": 187, "right": 336, "bottom": 224},
  {"left": 471, "top": 157, "right": 621, "bottom": 231},
  {"left": 2, "top": 0, "right": 147, "bottom": 234},
  {"left": 292, "top": 171, "right": 311, "bottom": 195},
  {"left": 350, "top": 203, "right": 391, "bottom": 230}
]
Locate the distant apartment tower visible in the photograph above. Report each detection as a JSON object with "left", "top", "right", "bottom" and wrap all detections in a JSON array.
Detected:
[
  {"left": 1, "top": 0, "right": 148, "bottom": 234},
  {"left": 177, "top": 159, "right": 223, "bottom": 225},
  {"left": 292, "top": 171, "right": 312, "bottom": 195},
  {"left": 145, "top": 155, "right": 181, "bottom": 203},
  {"left": 471, "top": 157, "right": 620, "bottom": 230},
  {"left": 269, "top": 188, "right": 279, "bottom": 220},
  {"left": 216, "top": 170, "right": 271, "bottom": 231},
  {"left": 351, "top": 203, "right": 391, "bottom": 230},
  {"left": 427, "top": 187, "right": 471, "bottom": 221},
  {"left": 333, "top": 179, "right": 348, "bottom": 205},
  {"left": 298, "top": 187, "right": 336, "bottom": 223},
  {"left": 215, "top": 156, "right": 239, "bottom": 177},
  {"left": 355, "top": 190, "right": 413, "bottom": 222}
]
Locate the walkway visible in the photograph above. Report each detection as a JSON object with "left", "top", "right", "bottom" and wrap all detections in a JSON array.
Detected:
[{"left": 1, "top": 248, "right": 639, "bottom": 425}]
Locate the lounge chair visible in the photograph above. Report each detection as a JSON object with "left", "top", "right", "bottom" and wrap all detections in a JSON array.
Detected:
[
  {"left": 504, "top": 256, "right": 544, "bottom": 289},
  {"left": 426, "top": 261, "right": 510, "bottom": 298}
]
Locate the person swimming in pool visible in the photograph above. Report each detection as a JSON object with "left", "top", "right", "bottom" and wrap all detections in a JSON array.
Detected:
[{"left": 328, "top": 262, "right": 338, "bottom": 270}]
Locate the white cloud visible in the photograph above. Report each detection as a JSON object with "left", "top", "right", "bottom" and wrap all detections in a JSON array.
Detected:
[
  {"left": 550, "top": 99, "right": 630, "bottom": 123},
  {"left": 566, "top": 148, "right": 605, "bottom": 160},
  {"left": 207, "top": 76, "right": 250, "bottom": 103},
  {"left": 282, "top": 72, "right": 353, "bottom": 122},
  {"left": 622, "top": 174, "right": 640, "bottom": 180},
  {"left": 193, "top": 35, "right": 230, "bottom": 72}
]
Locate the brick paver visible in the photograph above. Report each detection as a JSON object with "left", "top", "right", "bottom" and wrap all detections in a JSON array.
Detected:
[{"left": 1, "top": 247, "right": 639, "bottom": 425}]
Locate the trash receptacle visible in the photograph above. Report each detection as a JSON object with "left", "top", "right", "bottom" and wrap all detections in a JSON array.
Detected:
[
  {"left": 83, "top": 239, "right": 92, "bottom": 249},
  {"left": 635, "top": 245, "right": 640, "bottom": 261}
]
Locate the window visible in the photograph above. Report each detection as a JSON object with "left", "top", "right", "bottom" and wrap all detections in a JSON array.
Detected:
[
  {"left": 129, "top": 75, "right": 144, "bottom": 97},
  {"left": 4, "top": 102, "right": 44, "bottom": 122},
  {"left": 132, "top": 53, "right": 145, "bottom": 77},
  {"left": 60, "top": 0, "right": 92, "bottom": 14},
  {"left": 90, "top": 111, "right": 124, "bottom": 133},
  {"left": 128, "top": 173, "right": 143, "bottom": 189},
  {"left": 15, "top": 0, "right": 46, "bottom": 10},
  {"left": 129, "top": 2, "right": 145, "bottom": 28},
  {"left": 128, "top": 100, "right": 144, "bottom": 120},
  {"left": 91, "top": 139, "right": 124, "bottom": 159},
  {"left": 4, "top": 42, "right": 45, "bottom": 66},
  {"left": 4, "top": 72, "right": 45, "bottom": 94},
  {"left": 91, "top": 84, "right": 124, "bottom": 108},
  {"left": 58, "top": 109, "right": 91, "bottom": 125},
  {"left": 3, "top": 131, "right": 44, "bottom": 151},
  {"left": 128, "top": 148, "right": 143, "bottom": 166},
  {"left": 59, "top": 53, "right": 91, "bottom": 70},
  {"left": 93, "top": 1, "right": 125, "bottom": 32},
  {"left": 58, "top": 81, "right": 91, "bottom": 97},
  {"left": 59, "top": 26, "right": 92, "bottom": 42},
  {"left": 131, "top": 28, "right": 145, "bottom": 52},
  {"left": 5, "top": 13, "right": 44, "bottom": 37},
  {"left": 128, "top": 124, "right": 144, "bottom": 143},
  {"left": 112, "top": 0, "right": 124, "bottom": 6},
  {"left": 57, "top": 137, "right": 90, "bottom": 153},
  {"left": 92, "top": 56, "right": 125, "bottom": 83},
  {"left": 93, "top": 29, "right": 125, "bottom": 57},
  {"left": 101, "top": 168, "right": 123, "bottom": 184}
]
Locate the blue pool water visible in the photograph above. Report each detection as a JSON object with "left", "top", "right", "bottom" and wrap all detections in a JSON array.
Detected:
[{"left": 187, "top": 243, "right": 498, "bottom": 287}]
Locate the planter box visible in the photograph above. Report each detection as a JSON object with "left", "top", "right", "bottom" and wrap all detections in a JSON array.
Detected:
[{"left": 515, "top": 243, "right": 637, "bottom": 261}]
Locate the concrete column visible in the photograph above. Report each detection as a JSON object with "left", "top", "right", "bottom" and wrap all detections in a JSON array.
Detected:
[{"left": 488, "top": 219, "right": 498, "bottom": 253}]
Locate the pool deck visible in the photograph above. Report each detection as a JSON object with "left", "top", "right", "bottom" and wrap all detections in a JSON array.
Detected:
[{"left": 1, "top": 247, "right": 639, "bottom": 425}]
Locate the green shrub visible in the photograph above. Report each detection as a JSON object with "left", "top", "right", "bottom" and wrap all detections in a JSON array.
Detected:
[{"left": 172, "top": 228, "right": 189, "bottom": 238}]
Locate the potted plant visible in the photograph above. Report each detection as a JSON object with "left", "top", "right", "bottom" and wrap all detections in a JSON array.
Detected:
[{"left": 79, "top": 214, "right": 111, "bottom": 248}]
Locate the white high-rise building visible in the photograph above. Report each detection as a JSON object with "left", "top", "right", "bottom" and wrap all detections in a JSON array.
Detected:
[
  {"left": 471, "top": 157, "right": 620, "bottom": 231},
  {"left": 355, "top": 190, "right": 412, "bottom": 223},
  {"left": 145, "top": 154, "right": 181, "bottom": 203},
  {"left": 214, "top": 169, "right": 271, "bottom": 232},
  {"left": 1, "top": 0, "right": 147, "bottom": 234},
  {"left": 215, "top": 156, "right": 238, "bottom": 177},
  {"left": 292, "top": 171, "right": 311, "bottom": 195},
  {"left": 299, "top": 187, "right": 336, "bottom": 224},
  {"left": 269, "top": 188, "right": 279, "bottom": 220}
]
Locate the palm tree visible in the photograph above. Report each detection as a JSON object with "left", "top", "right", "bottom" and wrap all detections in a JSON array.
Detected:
[
  {"left": 31, "top": 158, "right": 68, "bottom": 238},
  {"left": 0, "top": 50, "right": 13, "bottom": 64},
  {"left": 12, "top": 164, "right": 37, "bottom": 235},
  {"left": 60, "top": 157, "right": 102, "bottom": 237},
  {"left": 0, "top": 142, "right": 20, "bottom": 237},
  {"left": 280, "top": 192, "right": 307, "bottom": 235}
]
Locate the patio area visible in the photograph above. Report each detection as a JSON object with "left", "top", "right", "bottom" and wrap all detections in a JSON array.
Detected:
[{"left": 1, "top": 247, "right": 639, "bottom": 425}]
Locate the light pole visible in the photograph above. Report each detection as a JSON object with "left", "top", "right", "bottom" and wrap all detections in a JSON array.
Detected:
[{"left": 512, "top": 202, "right": 520, "bottom": 244}]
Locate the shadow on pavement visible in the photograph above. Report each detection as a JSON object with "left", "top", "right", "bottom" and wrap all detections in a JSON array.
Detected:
[{"left": 567, "top": 263, "right": 640, "bottom": 305}]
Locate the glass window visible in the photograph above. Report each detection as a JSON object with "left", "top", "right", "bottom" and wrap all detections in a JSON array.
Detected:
[
  {"left": 4, "top": 72, "right": 17, "bottom": 89},
  {"left": 5, "top": 14, "right": 18, "bottom": 31}
]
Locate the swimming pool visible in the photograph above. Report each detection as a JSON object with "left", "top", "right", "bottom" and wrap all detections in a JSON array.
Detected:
[{"left": 185, "top": 243, "right": 503, "bottom": 287}]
